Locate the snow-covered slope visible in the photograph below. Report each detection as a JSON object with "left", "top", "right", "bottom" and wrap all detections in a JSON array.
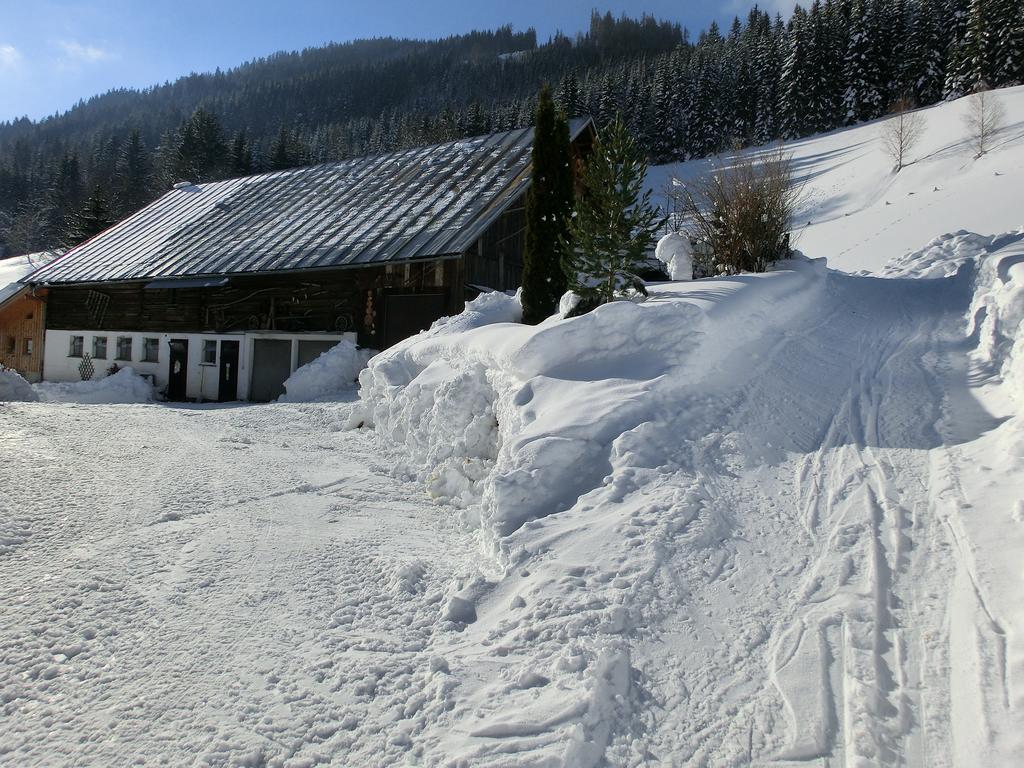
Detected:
[
  {"left": 648, "top": 85, "right": 1024, "bottom": 274},
  {"left": 0, "top": 251, "right": 58, "bottom": 305}
]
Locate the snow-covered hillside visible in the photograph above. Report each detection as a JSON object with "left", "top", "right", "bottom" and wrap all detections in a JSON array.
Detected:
[
  {"left": 648, "top": 85, "right": 1024, "bottom": 274},
  {"left": 2, "top": 87, "right": 1023, "bottom": 767}
]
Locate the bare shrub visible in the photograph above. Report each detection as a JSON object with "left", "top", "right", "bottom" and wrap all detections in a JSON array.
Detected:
[
  {"left": 881, "top": 97, "right": 926, "bottom": 171},
  {"left": 670, "top": 146, "right": 803, "bottom": 275},
  {"left": 964, "top": 86, "right": 1006, "bottom": 158}
]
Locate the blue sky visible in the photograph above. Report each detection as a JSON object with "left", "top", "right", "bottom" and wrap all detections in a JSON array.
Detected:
[{"left": 0, "top": 1, "right": 794, "bottom": 122}]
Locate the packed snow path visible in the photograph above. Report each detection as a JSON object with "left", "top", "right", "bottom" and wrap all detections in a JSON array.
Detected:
[{"left": 0, "top": 402, "right": 479, "bottom": 766}]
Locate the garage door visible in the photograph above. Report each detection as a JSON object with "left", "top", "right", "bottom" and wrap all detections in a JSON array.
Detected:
[
  {"left": 250, "top": 339, "right": 292, "bottom": 402},
  {"left": 296, "top": 339, "right": 338, "bottom": 368}
]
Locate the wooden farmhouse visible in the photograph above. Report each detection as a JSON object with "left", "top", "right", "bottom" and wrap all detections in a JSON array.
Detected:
[
  {"left": 0, "top": 251, "right": 59, "bottom": 382},
  {"left": 28, "top": 119, "right": 595, "bottom": 401}
]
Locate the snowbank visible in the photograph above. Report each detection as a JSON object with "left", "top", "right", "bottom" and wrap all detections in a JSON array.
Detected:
[
  {"left": 360, "top": 257, "right": 826, "bottom": 541},
  {"left": 279, "top": 339, "right": 374, "bottom": 402},
  {"left": 424, "top": 288, "right": 522, "bottom": 336},
  {"left": 0, "top": 366, "right": 39, "bottom": 402},
  {"left": 34, "top": 367, "right": 154, "bottom": 404},
  {"left": 966, "top": 230, "right": 1024, "bottom": 402}
]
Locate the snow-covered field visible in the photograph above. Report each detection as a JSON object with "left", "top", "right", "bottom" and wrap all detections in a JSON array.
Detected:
[{"left": 2, "top": 87, "right": 1023, "bottom": 766}]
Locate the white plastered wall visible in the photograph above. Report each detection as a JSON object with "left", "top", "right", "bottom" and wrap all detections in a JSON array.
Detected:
[{"left": 43, "top": 329, "right": 354, "bottom": 401}]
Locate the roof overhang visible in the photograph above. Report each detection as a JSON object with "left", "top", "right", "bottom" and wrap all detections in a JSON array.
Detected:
[{"left": 144, "top": 277, "right": 230, "bottom": 290}]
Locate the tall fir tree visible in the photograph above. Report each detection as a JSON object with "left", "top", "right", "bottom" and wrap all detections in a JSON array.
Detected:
[
  {"left": 843, "top": 0, "right": 886, "bottom": 122},
  {"left": 520, "top": 85, "right": 575, "bottom": 324},
  {"left": 117, "top": 130, "right": 151, "bottom": 215}
]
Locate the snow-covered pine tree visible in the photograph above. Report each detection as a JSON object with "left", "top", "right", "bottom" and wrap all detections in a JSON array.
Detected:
[
  {"left": 562, "top": 115, "right": 666, "bottom": 314},
  {"left": 843, "top": 0, "right": 886, "bottom": 123},
  {"left": 779, "top": 5, "right": 811, "bottom": 138},
  {"left": 557, "top": 72, "right": 582, "bottom": 118},
  {"left": 649, "top": 56, "right": 681, "bottom": 163},
  {"left": 992, "top": 0, "right": 1024, "bottom": 85},
  {"left": 686, "top": 41, "right": 727, "bottom": 157},
  {"left": 943, "top": 0, "right": 972, "bottom": 97},
  {"left": 907, "top": 0, "right": 947, "bottom": 104},
  {"left": 754, "top": 16, "right": 785, "bottom": 144},
  {"left": 521, "top": 85, "right": 574, "bottom": 324}
]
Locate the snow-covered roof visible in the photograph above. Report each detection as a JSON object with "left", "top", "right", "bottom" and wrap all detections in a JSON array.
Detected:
[
  {"left": 0, "top": 251, "right": 60, "bottom": 307},
  {"left": 31, "top": 118, "right": 593, "bottom": 286}
]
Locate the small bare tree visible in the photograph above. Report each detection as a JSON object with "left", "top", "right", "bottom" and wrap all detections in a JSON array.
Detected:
[
  {"left": 963, "top": 86, "right": 1006, "bottom": 158},
  {"left": 881, "top": 97, "right": 925, "bottom": 171},
  {"left": 670, "top": 146, "right": 804, "bottom": 275}
]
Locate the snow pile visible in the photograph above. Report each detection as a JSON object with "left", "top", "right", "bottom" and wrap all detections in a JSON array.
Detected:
[
  {"left": 279, "top": 339, "right": 373, "bottom": 402},
  {"left": 0, "top": 366, "right": 39, "bottom": 402},
  {"left": 360, "top": 256, "right": 826, "bottom": 539},
  {"left": 967, "top": 230, "right": 1024, "bottom": 400},
  {"left": 34, "top": 367, "right": 154, "bottom": 404},
  {"left": 654, "top": 232, "right": 693, "bottom": 280},
  {"left": 424, "top": 288, "right": 522, "bottom": 336}
]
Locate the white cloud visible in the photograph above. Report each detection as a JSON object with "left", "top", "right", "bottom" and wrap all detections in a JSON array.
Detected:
[
  {"left": 0, "top": 43, "right": 21, "bottom": 68},
  {"left": 57, "top": 40, "right": 113, "bottom": 64}
]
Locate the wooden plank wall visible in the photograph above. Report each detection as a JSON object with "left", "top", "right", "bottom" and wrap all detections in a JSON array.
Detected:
[
  {"left": 45, "top": 260, "right": 461, "bottom": 350},
  {"left": 0, "top": 288, "right": 47, "bottom": 380}
]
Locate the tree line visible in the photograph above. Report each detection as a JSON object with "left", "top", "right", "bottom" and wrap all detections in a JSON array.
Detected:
[{"left": 1, "top": 1, "right": 1021, "bottom": 256}]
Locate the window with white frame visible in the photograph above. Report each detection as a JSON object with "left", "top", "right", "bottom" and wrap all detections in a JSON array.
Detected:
[
  {"left": 116, "top": 336, "right": 132, "bottom": 361},
  {"left": 142, "top": 337, "right": 159, "bottom": 363},
  {"left": 23, "top": 338, "right": 33, "bottom": 356},
  {"left": 69, "top": 335, "right": 84, "bottom": 357},
  {"left": 201, "top": 339, "right": 217, "bottom": 365},
  {"left": 92, "top": 336, "right": 108, "bottom": 359}
]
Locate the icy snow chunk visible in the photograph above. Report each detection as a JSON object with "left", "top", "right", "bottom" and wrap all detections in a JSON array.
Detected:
[
  {"left": 34, "top": 367, "right": 153, "bottom": 404},
  {"left": 443, "top": 595, "right": 477, "bottom": 624},
  {"left": 655, "top": 232, "right": 694, "bottom": 281},
  {"left": 0, "top": 366, "right": 39, "bottom": 402},
  {"left": 279, "top": 339, "right": 373, "bottom": 402}
]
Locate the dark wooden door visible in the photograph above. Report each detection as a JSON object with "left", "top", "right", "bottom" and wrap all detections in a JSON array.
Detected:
[
  {"left": 218, "top": 340, "right": 240, "bottom": 402},
  {"left": 167, "top": 339, "right": 188, "bottom": 401},
  {"left": 383, "top": 293, "right": 447, "bottom": 348}
]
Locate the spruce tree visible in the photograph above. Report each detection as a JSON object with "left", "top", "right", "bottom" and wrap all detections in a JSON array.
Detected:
[
  {"left": 117, "top": 130, "right": 151, "bottom": 215},
  {"left": 68, "top": 185, "right": 115, "bottom": 246},
  {"left": 229, "top": 131, "right": 254, "bottom": 176},
  {"left": 562, "top": 115, "right": 666, "bottom": 314},
  {"left": 173, "top": 108, "right": 228, "bottom": 183},
  {"left": 521, "top": 85, "right": 574, "bottom": 324},
  {"left": 993, "top": 0, "right": 1024, "bottom": 84}
]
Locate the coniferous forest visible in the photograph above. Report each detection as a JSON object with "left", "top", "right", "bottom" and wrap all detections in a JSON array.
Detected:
[{"left": 1, "top": 0, "right": 1021, "bottom": 257}]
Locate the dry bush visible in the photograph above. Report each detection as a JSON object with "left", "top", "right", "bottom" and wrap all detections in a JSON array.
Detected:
[
  {"left": 964, "top": 86, "right": 1006, "bottom": 158},
  {"left": 670, "top": 146, "right": 803, "bottom": 275},
  {"left": 881, "top": 97, "right": 926, "bottom": 171}
]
